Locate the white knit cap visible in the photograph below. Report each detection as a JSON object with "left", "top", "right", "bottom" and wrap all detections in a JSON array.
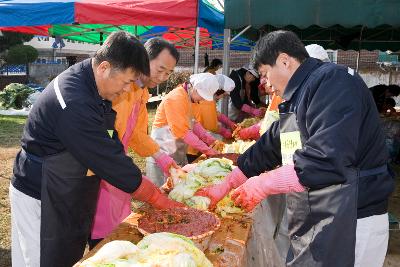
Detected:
[
  {"left": 215, "top": 74, "right": 235, "bottom": 92},
  {"left": 243, "top": 64, "right": 259, "bottom": 78},
  {"left": 305, "top": 44, "right": 330, "bottom": 62},
  {"left": 189, "top": 73, "right": 219, "bottom": 101}
]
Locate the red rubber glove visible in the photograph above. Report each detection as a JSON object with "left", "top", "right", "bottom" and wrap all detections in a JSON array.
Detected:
[
  {"left": 154, "top": 152, "right": 178, "bottom": 176},
  {"left": 132, "top": 176, "right": 184, "bottom": 209},
  {"left": 217, "top": 113, "right": 236, "bottom": 130},
  {"left": 217, "top": 126, "right": 233, "bottom": 139},
  {"left": 231, "top": 165, "right": 305, "bottom": 212},
  {"left": 238, "top": 123, "right": 261, "bottom": 140},
  {"left": 195, "top": 167, "right": 247, "bottom": 209}
]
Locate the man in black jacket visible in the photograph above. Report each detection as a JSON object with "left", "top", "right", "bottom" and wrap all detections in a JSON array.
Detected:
[
  {"left": 10, "top": 31, "right": 182, "bottom": 267},
  {"left": 196, "top": 31, "right": 394, "bottom": 266}
]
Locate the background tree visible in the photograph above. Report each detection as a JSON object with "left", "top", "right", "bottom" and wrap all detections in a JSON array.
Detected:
[
  {"left": 0, "top": 31, "right": 34, "bottom": 67},
  {"left": 6, "top": 44, "right": 38, "bottom": 79},
  {"left": 0, "top": 31, "right": 33, "bottom": 53}
]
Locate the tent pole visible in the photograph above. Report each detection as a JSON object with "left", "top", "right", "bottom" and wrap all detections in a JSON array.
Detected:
[
  {"left": 220, "top": 28, "right": 231, "bottom": 115},
  {"left": 356, "top": 26, "right": 365, "bottom": 73},
  {"left": 231, "top": 25, "right": 251, "bottom": 43},
  {"left": 194, "top": 27, "right": 200, "bottom": 74}
]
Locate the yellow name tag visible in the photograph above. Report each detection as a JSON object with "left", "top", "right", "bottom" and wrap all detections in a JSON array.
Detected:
[{"left": 280, "top": 131, "right": 302, "bottom": 165}]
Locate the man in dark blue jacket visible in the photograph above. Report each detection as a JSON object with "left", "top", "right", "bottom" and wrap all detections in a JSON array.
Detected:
[
  {"left": 196, "top": 31, "right": 394, "bottom": 266},
  {"left": 9, "top": 31, "right": 182, "bottom": 267}
]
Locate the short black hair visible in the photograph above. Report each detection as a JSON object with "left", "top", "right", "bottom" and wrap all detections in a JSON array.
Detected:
[
  {"left": 94, "top": 31, "right": 150, "bottom": 76},
  {"left": 144, "top": 37, "right": 180, "bottom": 63},
  {"left": 215, "top": 89, "right": 225, "bottom": 96},
  {"left": 210, "top": 58, "right": 222, "bottom": 68},
  {"left": 253, "top": 30, "right": 309, "bottom": 68},
  {"left": 388, "top": 84, "right": 400, "bottom": 97}
]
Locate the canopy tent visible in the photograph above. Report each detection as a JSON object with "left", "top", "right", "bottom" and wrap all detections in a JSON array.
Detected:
[
  {"left": 217, "top": 0, "right": 400, "bottom": 115},
  {"left": 0, "top": 0, "right": 254, "bottom": 51},
  {"left": 224, "top": 0, "right": 400, "bottom": 51}
]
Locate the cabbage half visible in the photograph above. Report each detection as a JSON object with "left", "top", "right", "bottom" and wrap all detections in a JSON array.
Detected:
[
  {"left": 80, "top": 233, "right": 212, "bottom": 267},
  {"left": 169, "top": 158, "right": 235, "bottom": 210}
]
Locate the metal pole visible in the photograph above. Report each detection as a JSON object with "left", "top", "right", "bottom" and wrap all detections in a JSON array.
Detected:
[
  {"left": 220, "top": 28, "right": 231, "bottom": 115},
  {"left": 231, "top": 25, "right": 251, "bottom": 43},
  {"left": 356, "top": 51, "right": 361, "bottom": 72},
  {"left": 194, "top": 27, "right": 200, "bottom": 74},
  {"left": 356, "top": 26, "right": 365, "bottom": 73}
]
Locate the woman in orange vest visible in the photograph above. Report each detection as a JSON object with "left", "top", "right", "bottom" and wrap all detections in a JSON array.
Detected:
[
  {"left": 187, "top": 74, "right": 237, "bottom": 162},
  {"left": 146, "top": 73, "right": 223, "bottom": 186}
]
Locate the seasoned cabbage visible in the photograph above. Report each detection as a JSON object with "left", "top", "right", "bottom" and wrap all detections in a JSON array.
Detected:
[
  {"left": 168, "top": 158, "right": 242, "bottom": 216},
  {"left": 215, "top": 191, "right": 244, "bottom": 218},
  {"left": 238, "top": 117, "right": 261, "bottom": 128},
  {"left": 184, "top": 196, "right": 211, "bottom": 210}
]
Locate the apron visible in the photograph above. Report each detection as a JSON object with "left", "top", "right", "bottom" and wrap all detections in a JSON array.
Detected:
[
  {"left": 278, "top": 106, "right": 358, "bottom": 266},
  {"left": 40, "top": 151, "right": 100, "bottom": 267},
  {"left": 146, "top": 84, "right": 194, "bottom": 186},
  {"left": 91, "top": 96, "right": 142, "bottom": 239},
  {"left": 36, "top": 77, "right": 115, "bottom": 266}
]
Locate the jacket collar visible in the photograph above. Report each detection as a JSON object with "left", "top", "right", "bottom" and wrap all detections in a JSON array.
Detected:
[
  {"left": 81, "top": 58, "right": 103, "bottom": 105},
  {"left": 283, "top": 58, "right": 321, "bottom": 102}
]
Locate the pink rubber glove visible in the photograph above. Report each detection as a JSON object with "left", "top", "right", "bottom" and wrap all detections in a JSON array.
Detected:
[
  {"left": 183, "top": 130, "right": 218, "bottom": 156},
  {"left": 241, "top": 104, "right": 265, "bottom": 117},
  {"left": 192, "top": 122, "right": 216, "bottom": 146},
  {"left": 238, "top": 123, "right": 260, "bottom": 140},
  {"left": 195, "top": 167, "right": 247, "bottom": 209},
  {"left": 153, "top": 152, "right": 177, "bottom": 176},
  {"left": 132, "top": 176, "right": 184, "bottom": 209},
  {"left": 231, "top": 165, "right": 305, "bottom": 212},
  {"left": 217, "top": 113, "right": 236, "bottom": 130},
  {"left": 218, "top": 126, "right": 233, "bottom": 139}
]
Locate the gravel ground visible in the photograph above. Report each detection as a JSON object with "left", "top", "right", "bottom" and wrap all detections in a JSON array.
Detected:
[{"left": 0, "top": 111, "right": 399, "bottom": 267}]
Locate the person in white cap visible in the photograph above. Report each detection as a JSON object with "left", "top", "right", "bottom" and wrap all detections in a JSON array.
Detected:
[
  {"left": 228, "top": 64, "right": 266, "bottom": 122},
  {"left": 305, "top": 44, "right": 331, "bottom": 62},
  {"left": 146, "top": 72, "right": 222, "bottom": 186},
  {"left": 186, "top": 74, "right": 237, "bottom": 162}
]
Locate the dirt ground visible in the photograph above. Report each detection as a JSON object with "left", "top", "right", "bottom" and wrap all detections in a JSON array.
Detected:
[{"left": 0, "top": 112, "right": 399, "bottom": 267}]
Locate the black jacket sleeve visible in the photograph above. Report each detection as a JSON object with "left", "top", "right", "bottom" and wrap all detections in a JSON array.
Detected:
[
  {"left": 54, "top": 101, "right": 142, "bottom": 194},
  {"left": 250, "top": 79, "right": 261, "bottom": 105},
  {"left": 229, "top": 71, "right": 245, "bottom": 110},
  {"left": 237, "top": 120, "right": 282, "bottom": 177},
  {"left": 294, "top": 68, "right": 363, "bottom": 189}
]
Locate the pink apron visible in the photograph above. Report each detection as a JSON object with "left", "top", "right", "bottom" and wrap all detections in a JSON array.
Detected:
[{"left": 91, "top": 99, "right": 142, "bottom": 239}]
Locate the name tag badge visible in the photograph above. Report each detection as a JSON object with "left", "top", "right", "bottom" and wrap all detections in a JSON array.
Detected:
[
  {"left": 280, "top": 131, "right": 302, "bottom": 165},
  {"left": 107, "top": 130, "right": 114, "bottom": 138}
]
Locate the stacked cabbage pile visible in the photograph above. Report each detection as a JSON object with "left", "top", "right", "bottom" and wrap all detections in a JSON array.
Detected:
[
  {"left": 168, "top": 158, "right": 243, "bottom": 217},
  {"left": 79, "top": 232, "right": 212, "bottom": 267}
]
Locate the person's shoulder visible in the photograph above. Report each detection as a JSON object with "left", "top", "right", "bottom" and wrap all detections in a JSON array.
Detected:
[{"left": 309, "top": 63, "right": 361, "bottom": 85}]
